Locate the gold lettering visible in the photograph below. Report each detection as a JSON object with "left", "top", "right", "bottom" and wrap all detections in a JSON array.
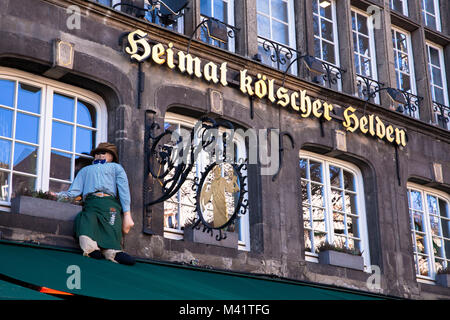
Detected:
[
  {"left": 300, "top": 90, "right": 311, "bottom": 118},
  {"left": 386, "top": 125, "right": 395, "bottom": 143},
  {"left": 204, "top": 61, "right": 219, "bottom": 83},
  {"left": 342, "top": 107, "right": 359, "bottom": 132},
  {"left": 276, "top": 87, "right": 289, "bottom": 107},
  {"left": 177, "top": 51, "right": 202, "bottom": 78},
  {"left": 125, "top": 29, "right": 151, "bottom": 62},
  {"left": 166, "top": 43, "right": 176, "bottom": 69},
  {"left": 312, "top": 100, "right": 323, "bottom": 119},
  {"left": 290, "top": 91, "right": 299, "bottom": 111},
  {"left": 239, "top": 69, "right": 254, "bottom": 96},
  {"left": 152, "top": 43, "right": 166, "bottom": 65},
  {"left": 395, "top": 128, "right": 407, "bottom": 147},
  {"left": 323, "top": 102, "right": 333, "bottom": 121},
  {"left": 368, "top": 114, "right": 375, "bottom": 136},
  {"left": 267, "top": 79, "right": 276, "bottom": 103},
  {"left": 220, "top": 62, "right": 228, "bottom": 86},
  {"left": 360, "top": 116, "right": 368, "bottom": 134},
  {"left": 375, "top": 116, "right": 386, "bottom": 140},
  {"left": 255, "top": 74, "right": 268, "bottom": 99}
]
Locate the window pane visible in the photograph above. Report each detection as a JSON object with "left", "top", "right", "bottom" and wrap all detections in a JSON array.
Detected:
[
  {"left": 164, "top": 201, "right": 179, "bottom": 228},
  {"left": 343, "top": 170, "right": 355, "bottom": 191},
  {"left": 329, "top": 165, "right": 341, "bottom": 188},
  {"left": 312, "top": 207, "right": 326, "bottom": 232},
  {"left": 347, "top": 215, "right": 359, "bottom": 238},
  {"left": 310, "top": 183, "right": 324, "bottom": 207},
  {"left": 299, "top": 158, "right": 307, "bottom": 179},
  {"left": 77, "top": 101, "right": 96, "bottom": 128},
  {"left": 431, "top": 66, "right": 443, "bottom": 86},
  {"left": 425, "top": 0, "right": 435, "bottom": 14},
  {"left": 412, "top": 211, "right": 425, "bottom": 232},
  {"left": 301, "top": 180, "right": 309, "bottom": 203},
  {"left": 15, "top": 113, "right": 39, "bottom": 144},
  {"left": 50, "top": 150, "right": 71, "bottom": 181},
  {"left": 257, "top": 0, "right": 269, "bottom": 15},
  {"left": 52, "top": 121, "right": 73, "bottom": 151},
  {"left": 417, "top": 254, "right": 430, "bottom": 276},
  {"left": 0, "top": 107, "right": 13, "bottom": 138},
  {"left": 345, "top": 193, "right": 358, "bottom": 216},
  {"left": 13, "top": 143, "right": 38, "bottom": 174},
  {"left": 309, "top": 160, "right": 323, "bottom": 182},
  {"left": 322, "top": 42, "right": 335, "bottom": 64},
  {"left": 0, "top": 139, "right": 11, "bottom": 169},
  {"left": 17, "top": 83, "right": 41, "bottom": 114},
  {"left": 0, "top": 171, "right": 9, "bottom": 201},
  {"left": 271, "top": 0, "right": 288, "bottom": 22},
  {"left": 319, "top": 0, "right": 332, "bottom": 19},
  {"left": 333, "top": 212, "right": 345, "bottom": 235},
  {"left": 53, "top": 93, "right": 75, "bottom": 122},
  {"left": 214, "top": 0, "right": 227, "bottom": 22},
  {"left": 303, "top": 206, "right": 311, "bottom": 229},
  {"left": 331, "top": 188, "right": 344, "bottom": 211},
  {"left": 357, "top": 14, "right": 368, "bottom": 35},
  {"left": 75, "top": 155, "right": 92, "bottom": 176},
  {"left": 0, "top": 79, "right": 15, "bottom": 108},
  {"left": 11, "top": 174, "right": 35, "bottom": 198},
  {"left": 257, "top": 14, "right": 270, "bottom": 37},
  {"left": 272, "top": 20, "right": 289, "bottom": 45},
  {"left": 313, "top": 15, "right": 320, "bottom": 35},
  {"left": 76, "top": 127, "right": 94, "bottom": 155},
  {"left": 200, "top": 0, "right": 211, "bottom": 15},
  {"left": 49, "top": 179, "right": 71, "bottom": 193},
  {"left": 429, "top": 46, "right": 440, "bottom": 66},
  {"left": 321, "top": 20, "right": 334, "bottom": 42}
]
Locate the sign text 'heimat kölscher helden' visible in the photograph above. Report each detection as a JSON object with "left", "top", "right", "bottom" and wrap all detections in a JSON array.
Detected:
[{"left": 125, "top": 29, "right": 407, "bottom": 147}]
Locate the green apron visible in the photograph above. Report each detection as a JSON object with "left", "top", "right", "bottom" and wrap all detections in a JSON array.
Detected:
[{"left": 74, "top": 195, "right": 123, "bottom": 250}]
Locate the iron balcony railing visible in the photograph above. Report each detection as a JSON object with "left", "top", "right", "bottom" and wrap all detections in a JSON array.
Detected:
[
  {"left": 433, "top": 101, "right": 450, "bottom": 130},
  {"left": 257, "top": 36, "right": 346, "bottom": 90},
  {"left": 356, "top": 74, "right": 384, "bottom": 102}
]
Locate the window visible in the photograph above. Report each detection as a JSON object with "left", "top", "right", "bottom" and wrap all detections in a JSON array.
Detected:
[
  {"left": 0, "top": 68, "right": 107, "bottom": 205},
  {"left": 426, "top": 42, "right": 449, "bottom": 128},
  {"left": 421, "top": 0, "right": 441, "bottom": 31},
  {"left": 352, "top": 8, "right": 378, "bottom": 102},
  {"left": 391, "top": 28, "right": 418, "bottom": 118},
  {"left": 300, "top": 151, "right": 371, "bottom": 270},
  {"left": 407, "top": 184, "right": 450, "bottom": 281},
  {"left": 256, "top": 0, "right": 297, "bottom": 74},
  {"left": 144, "top": 3, "right": 185, "bottom": 34},
  {"left": 312, "top": 0, "right": 341, "bottom": 90},
  {"left": 163, "top": 113, "right": 250, "bottom": 251},
  {"left": 390, "top": 0, "right": 408, "bottom": 16},
  {"left": 200, "top": 0, "right": 235, "bottom": 52}
]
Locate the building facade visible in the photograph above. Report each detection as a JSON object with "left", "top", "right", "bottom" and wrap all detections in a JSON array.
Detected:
[{"left": 0, "top": 0, "right": 449, "bottom": 299}]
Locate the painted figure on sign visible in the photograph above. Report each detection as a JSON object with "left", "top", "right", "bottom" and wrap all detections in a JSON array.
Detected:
[{"left": 200, "top": 165, "right": 239, "bottom": 228}]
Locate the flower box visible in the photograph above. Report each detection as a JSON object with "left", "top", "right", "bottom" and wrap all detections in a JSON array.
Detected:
[
  {"left": 318, "top": 250, "right": 364, "bottom": 271},
  {"left": 10, "top": 195, "right": 82, "bottom": 221},
  {"left": 184, "top": 226, "right": 239, "bottom": 249},
  {"left": 436, "top": 274, "right": 450, "bottom": 288}
]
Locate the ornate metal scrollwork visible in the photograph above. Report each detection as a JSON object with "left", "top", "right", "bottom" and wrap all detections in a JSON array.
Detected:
[
  {"left": 356, "top": 74, "right": 385, "bottom": 102},
  {"left": 144, "top": 115, "right": 249, "bottom": 241},
  {"left": 433, "top": 101, "right": 450, "bottom": 129}
]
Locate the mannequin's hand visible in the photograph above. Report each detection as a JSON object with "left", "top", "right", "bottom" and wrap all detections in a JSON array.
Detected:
[{"left": 122, "top": 211, "right": 134, "bottom": 234}]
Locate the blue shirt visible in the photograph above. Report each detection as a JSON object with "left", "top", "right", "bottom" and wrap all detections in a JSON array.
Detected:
[{"left": 58, "top": 162, "right": 131, "bottom": 212}]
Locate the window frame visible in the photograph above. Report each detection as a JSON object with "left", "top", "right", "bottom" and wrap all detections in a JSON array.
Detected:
[
  {"left": 391, "top": 27, "right": 418, "bottom": 118},
  {"left": 421, "top": 0, "right": 442, "bottom": 32},
  {"left": 390, "top": 0, "right": 409, "bottom": 16},
  {"left": 0, "top": 67, "right": 107, "bottom": 208},
  {"left": 200, "top": 0, "right": 236, "bottom": 52},
  {"left": 163, "top": 112, "right": 250, "bottom": 251},
  {"left": 351, "top": 7, "right": 379, "bottom": 102},
  {"left": 300, "top": 150, "right": 371, "bottom": 272},
  {"left": 407, "top": 183, "right": 450, "bottom": 282},
  {"left": 256, "top": 0, "right": 297, "bottom": 74},
  {"left": 426, "top": 41, "right": 449, "bottom": 105}
]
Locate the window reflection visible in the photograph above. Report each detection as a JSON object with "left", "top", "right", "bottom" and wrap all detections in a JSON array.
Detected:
[
  {"left": 0, "top": 79, "right": 15, "bottom": 108},
  {"left": 53, "top": 93, "right": 74, "bottom": 122},
  {"left": 0, "top": 107, "right": 13, "bottom": 138},
  {"left": 13, "top": 143, "right": 38, "bottom": 175},
  {"left": 18, "top": 83, "right": 41, "bottom": 114},
  {"left": 15, "top": 113, "right": 39, "bottom": 144},
  {"left": 77, "top": 101, "right": 96, "bottom": 128},
  {"left": 52, "top": 121, "right": 73, "bottom": 151}
]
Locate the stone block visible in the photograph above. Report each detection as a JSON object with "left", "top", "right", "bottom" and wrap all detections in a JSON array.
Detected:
[{"left": 184, "top": 226, "right": 238, "bottom": 249}]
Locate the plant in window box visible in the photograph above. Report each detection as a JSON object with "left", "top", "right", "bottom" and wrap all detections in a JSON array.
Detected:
[
  {"left": 435, "top": 268, "right": 450, "bottom": 288},
  {"left": 11, "top": 189, "right": 83, "bottom": 222},
  {"left": 317, "top": 243, "right": 365, "bottom": 271}
]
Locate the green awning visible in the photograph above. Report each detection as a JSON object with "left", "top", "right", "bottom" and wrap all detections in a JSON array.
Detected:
[
  {"left": 0, "top": 279, "right": 61, "bottom": 300},
  {"left": 0, "top": 241, "right": 386, "bottom": 300}
]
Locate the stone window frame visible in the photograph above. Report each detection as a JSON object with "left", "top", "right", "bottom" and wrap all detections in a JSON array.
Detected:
[
  {"left": 0, "top": 67, "right": 107, "bottom": 209},
  {"left": 407, "top": 183, "right": 450, "bottom": 283},
  {"left": 162, "top": 111, "right": 250, "bottom": 251},
  {"left": 300, "top": 150, "right": 371, "bottom": 272},
  {"left": 200, "top": 0, "right": 236, "bottom": 53},
  {"left": 421, "top": 0, "right": 442, "bottom": 32}
]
